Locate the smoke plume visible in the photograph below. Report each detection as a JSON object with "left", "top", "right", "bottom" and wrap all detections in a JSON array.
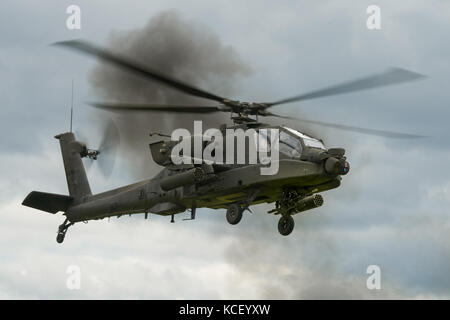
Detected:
[{"left": 89, "top": 11, "right": 252, "bottom": 178}]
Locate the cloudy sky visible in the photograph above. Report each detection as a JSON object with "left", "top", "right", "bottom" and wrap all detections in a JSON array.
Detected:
[{"left": 1, "top": 0, "right": 449, "bottom": 299}]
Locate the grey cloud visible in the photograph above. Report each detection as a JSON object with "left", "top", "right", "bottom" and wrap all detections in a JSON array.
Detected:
[{"left": 0, "top": 0, "right": 449, "bottom": 299}]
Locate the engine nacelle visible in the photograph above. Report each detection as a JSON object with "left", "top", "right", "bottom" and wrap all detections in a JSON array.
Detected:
[{"left": 160, "top": 168, "right": 206, "bottom": 191}]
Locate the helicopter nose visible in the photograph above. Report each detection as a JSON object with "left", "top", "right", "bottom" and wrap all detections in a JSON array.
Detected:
[
  {"left": 342, "top": 160, "right": 350, "bottom": 175},
  {"left": 325, "top": 157, "right": 350, "bottom": 175}
]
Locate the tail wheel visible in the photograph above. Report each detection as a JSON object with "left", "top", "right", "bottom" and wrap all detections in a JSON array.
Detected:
[
  {"left": 226, "top": 203, "right": 243, "bottom": 225},
  {"left": 56, "top": 218, "right": 73, "bottom": 244},
  {"left": 56, "top": 231, "right": 65, "bottom": 244},
  {"left": 278, "top": 215, "right": 294, "bottom": 236}
]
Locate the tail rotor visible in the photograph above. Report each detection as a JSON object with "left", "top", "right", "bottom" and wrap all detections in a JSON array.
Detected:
[{"left": 76, "top": 119, "right": 120, "bottom": 178}]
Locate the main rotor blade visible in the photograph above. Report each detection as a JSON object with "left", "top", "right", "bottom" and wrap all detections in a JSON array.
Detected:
[
  {"left": 267, "top": 112, "right": 426, "bottom": 139},
  {"left": 88, "top": 102, "right": 222, "bottom": 113},
  {"left": 267, "top": 68, "right": 426, "bottom": 106},
  {"left": 54, "top": 40, "right": 227, "bottom": 104}
]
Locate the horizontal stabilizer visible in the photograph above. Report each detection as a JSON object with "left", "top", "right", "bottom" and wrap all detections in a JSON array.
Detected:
[{"left": 22, "top": 191, "right": 73, "bottom": 214}]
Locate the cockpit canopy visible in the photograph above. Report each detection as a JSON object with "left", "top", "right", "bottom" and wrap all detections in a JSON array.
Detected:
[
  {"left": 150, "top": 125, "right": 327, "bottom": 167},
  {"left": 257, "top": 126, "right": 326, "bottom": 159},
  {"left": 283, "top": 127, "right": 326, "bottom": 149}
]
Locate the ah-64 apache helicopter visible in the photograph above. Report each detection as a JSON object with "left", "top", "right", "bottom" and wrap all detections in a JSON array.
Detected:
[{"left": 22, "top": 40, "right": 425, "bottom": 242}]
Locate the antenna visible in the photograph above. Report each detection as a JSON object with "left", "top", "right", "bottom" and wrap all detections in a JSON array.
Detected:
[{"left": 70, "top": 79, "right": 74, "bottom": 133}]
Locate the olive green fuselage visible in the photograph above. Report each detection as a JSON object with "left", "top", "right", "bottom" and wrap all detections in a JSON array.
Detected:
[{"left": 66, "top": 159, "right": 340, "bottom": 222}]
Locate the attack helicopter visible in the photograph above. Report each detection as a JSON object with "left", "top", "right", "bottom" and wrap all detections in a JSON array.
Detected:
[{"left": 22, "top": 40, "right": 425, "bottom": 242}]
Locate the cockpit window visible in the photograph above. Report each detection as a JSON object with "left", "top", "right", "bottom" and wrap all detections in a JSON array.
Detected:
[
  {"left": 303, "top": 137, "right": 326, "bottom": 149},
  {"left": 279, "top": 131, "right": 302, "bottom": 158},
  {"left": 257, "top": 129, "right": 302, "bottom": 159},
  {"left": 256, "top": 127, "right": 325, "bottom": 158},
  {"left": 283, "top": 127, "right": 326, "bottom": 150}
]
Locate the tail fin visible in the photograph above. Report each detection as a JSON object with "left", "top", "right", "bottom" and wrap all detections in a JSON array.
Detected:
[{"left": 54, "top": 132, "right": 92, "bottom": 200}]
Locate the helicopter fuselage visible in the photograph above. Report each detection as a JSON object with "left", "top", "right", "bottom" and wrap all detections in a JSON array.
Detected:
[
  {"left": 65, "top": 159, "right": 341, "bottom": 222},
  {"left": 23, "top": 125, "right": 349, "bottom": 241},
  {"left": 66, "top": 122, "right": 348, "bottom": 224}
]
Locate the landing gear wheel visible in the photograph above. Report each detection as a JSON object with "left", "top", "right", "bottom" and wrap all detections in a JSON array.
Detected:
[
  {"left": 56, "top": 218, "right": 73, "bottom": 244},
  {"left": 226, "top": 204, "right": 243, "bottom": 225},
  {"left": 56, "top": 231, "right": 65, "bottom": 244},
  {"left": 278, "top": 215, "right": 294, "bottom": 236}
]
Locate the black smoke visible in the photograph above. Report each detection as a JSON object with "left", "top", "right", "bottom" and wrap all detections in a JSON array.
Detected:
[{"left": 89, "top": 11, "right": 252, "bottom": 178}]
